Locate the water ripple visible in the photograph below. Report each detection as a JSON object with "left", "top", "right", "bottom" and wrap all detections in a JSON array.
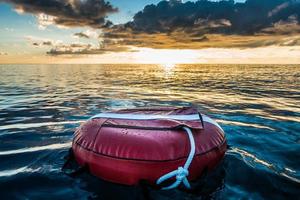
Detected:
[
  {"left": 0, "top": 167, "right": 41, "bottom": 178},
  {"left": 227, "top": 148, "right": 300, "bottom": 184},
  {"left": 0, "top": 142, "right": 71, "bottom": 156},
  {"left": 0, "top": 121, "right": 85, "bottom": 132}
]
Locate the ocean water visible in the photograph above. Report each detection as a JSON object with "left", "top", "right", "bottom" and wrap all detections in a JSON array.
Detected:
[{"left": 0, "top": 64, "right": 299, "bottom": 200}]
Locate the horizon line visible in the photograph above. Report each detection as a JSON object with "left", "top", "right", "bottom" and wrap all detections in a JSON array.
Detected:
[{"left": 1, "top": 63, "right": 300, "bottom": 65}]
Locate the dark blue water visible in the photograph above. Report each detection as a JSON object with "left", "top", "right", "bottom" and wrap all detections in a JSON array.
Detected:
[{"left": 0, "top": 64, "right": 299, "bottom": 199}]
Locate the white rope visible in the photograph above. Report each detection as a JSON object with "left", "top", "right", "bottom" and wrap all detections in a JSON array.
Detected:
[
  {"left": 91, "top": 113, "right": 222, "bottom": 131},
  {"left": 156, "top": 126, "right": 196, "bottom": 190},
  {"left": 91, "top": 113, "right": 200, "bottom": 121}
]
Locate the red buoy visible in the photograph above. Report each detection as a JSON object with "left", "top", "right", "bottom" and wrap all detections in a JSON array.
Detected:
[{"left": 72, "top": 107, "right": 226, "bottom": 189}]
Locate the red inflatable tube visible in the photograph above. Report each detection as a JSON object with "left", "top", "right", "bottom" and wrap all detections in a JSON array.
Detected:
[{"left": 72, "top": 107, "right": 227, "bottom": 188}]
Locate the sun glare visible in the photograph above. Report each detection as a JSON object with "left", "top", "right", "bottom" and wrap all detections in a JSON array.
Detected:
[
  {"left": 133, "top": 48, "right": 200, "bottom": 64},
  {"left": 162, "top": 63, "right": 176, "bottom": 69}
]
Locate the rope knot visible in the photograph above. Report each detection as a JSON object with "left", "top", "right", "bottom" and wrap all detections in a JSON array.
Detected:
[{"left": 176, "top": 167, "right": 189, "bottom": 181}]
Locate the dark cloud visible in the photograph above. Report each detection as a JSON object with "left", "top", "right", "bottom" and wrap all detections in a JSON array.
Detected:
[
  {"left": 100, "top": 0, "right": 300, "bottom": 50},
  {"left": 73, "top": 30, "right": 100, "bottom": 39},
  {"left": 1, "top": 0, "right": 118, "bottom": 28},
  {"left": 104, "top": 27, "right": 300, "bottom": 49},
  {"left": 74, "top": 32, "right": 90, "bottom": 39},
  {"left": 25, "top": 36, "right": 58, "bottom": 47},
  {"left": 42, "top": 41, "right": 53, "bottom": 46},
  {"left": 125, "top": 0, "right": 300, "bottom": 34},
  {"left": 32, "top": 41, "right": 53, "bottom": 47}
]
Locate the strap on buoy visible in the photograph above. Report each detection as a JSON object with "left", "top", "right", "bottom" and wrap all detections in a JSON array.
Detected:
[{"left": 156, "top": 126, "right": 196, "bottom": 190}]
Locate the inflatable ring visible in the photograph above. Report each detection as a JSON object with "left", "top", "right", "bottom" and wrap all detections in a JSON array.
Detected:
[{"left": 72, "top": 107, "right": 226, "bottom": 189}]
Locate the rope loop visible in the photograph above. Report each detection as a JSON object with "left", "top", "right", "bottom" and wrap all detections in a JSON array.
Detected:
[{"left": 156, "top": 126, "right": 196, "bottom": 190}]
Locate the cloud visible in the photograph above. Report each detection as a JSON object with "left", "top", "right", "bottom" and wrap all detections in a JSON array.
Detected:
[
  {"left": 261, "top": 15, "right": 300, "bottom": 34},
  {"left": 47, "top": 45, "right": 130, "bottom": 55},
  {"left": 5, "top": 0, "right": 300, "bottom": 56},
  {"left": 47, "top": 40, "right": 131, "bottom": 55},
  {"left": 74, "top": 32, "right": 90, "bottom": 39},
  {"left": 42, "top": 41, "right": 53, "bottom": 46},
  {"left": 125, "top": 0, "right": 300, "bottom": 34},
  {"left": 25, "top": 35, "right": 62, "bottom": 47},
  {"left": 36, "top": 13, "right": 56, "bottom": 30},
  {"left": 73, "top": 30, "right": 100, "bottom": 39},
  {"left": 0, "top": 52, "right": 8, "bottom": 55},
  {"left": 99, "top": 0, "right": 300, "bottom": 51},
  {"left": 24, "top": 33, "right": 129, "bottom": 55},
  {"left": 104, "top": 26, "right": 300, "bottom": 49},
  {"left": 47, "top": 43, "right": 96, "bottom": 55},
  {"left": 2, "top": 0, "right": 118, "bottom": 29}
]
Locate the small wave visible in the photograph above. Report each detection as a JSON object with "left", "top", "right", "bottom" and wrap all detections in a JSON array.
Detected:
[
  {"left": 280, "top": 172, "right": 300, "bottom": 184},
  {"left": 0, "top": 120, "right": 85, "bottom": 132},
  {"left": 228, "top": 147, "right": 273, "bottom": 168},
  {"left": 0, "top": 166, "right": 40, "bottom": 177},
  {"left": 0, "top": 142, "right": 71, "bottom": 156},
  {"left": 228, "top": 147, "right": 300, "bottom": 184},
  {"left": 217, "top": 119, "right": 275, "bottom": 131},
  {"left": 0, "top": 164, "right": 60, "bottom": 177}
]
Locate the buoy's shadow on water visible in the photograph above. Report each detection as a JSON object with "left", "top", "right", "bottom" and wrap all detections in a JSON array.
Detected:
[{"left": 62, "top": 149, "right": 226, "bottom": 200}]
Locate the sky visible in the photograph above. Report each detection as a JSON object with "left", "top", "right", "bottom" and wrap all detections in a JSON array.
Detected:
[{"left": 0, "top": 0, "right": 300, "bottom": 64}]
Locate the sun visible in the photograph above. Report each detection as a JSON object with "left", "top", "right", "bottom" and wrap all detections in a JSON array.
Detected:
[
  {"left": 133, "top": 48, "right": 200, "bottom": 64},
  {"left": 162, "top": 63, "right": 176, "bottom": 69}
]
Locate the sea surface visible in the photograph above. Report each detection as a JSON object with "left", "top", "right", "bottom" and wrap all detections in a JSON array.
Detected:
[{"left": 0, "top": 64, "right": 299, "bottom": 200}]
